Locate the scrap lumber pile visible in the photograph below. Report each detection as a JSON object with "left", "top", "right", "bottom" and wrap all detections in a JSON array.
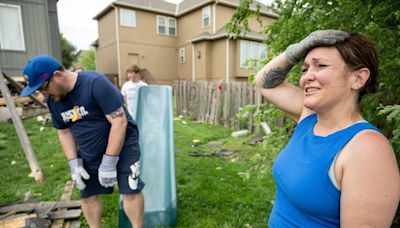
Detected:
[
  {"left": 0, "top": 201, "right": 81, "bottom": 227},
  {"left": 0, "top": 181, "right": 81, "bottom": 228},
  {"left": 0, "top": 72, "right": 48, "bottom": 120}
]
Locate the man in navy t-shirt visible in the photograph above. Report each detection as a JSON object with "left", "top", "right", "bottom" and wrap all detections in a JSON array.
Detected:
[{"left": 21, "top": 55, "right": 145, "bottom": 227}]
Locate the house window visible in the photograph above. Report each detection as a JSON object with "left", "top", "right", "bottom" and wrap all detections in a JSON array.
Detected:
[
  {"left": 120, "top": 8, "right": 136, "bottom": 27},
  {"left": 157, "top": 15, "right": 176, "bottom": 36},
  {"left": 202, "top": 6, "right": 210, "bottom": 28},
  {"left": 0, "top": 3, "right": 25, "bottom": 51},
  {"left": 179, "top": 48, "right": 185, "bottom": 63},
  {"left": 240, "top": 40, "right": 266, "bottom": 68}
]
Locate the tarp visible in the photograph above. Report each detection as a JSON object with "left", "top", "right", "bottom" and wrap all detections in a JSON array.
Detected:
[{"left": 119, "top": 85, "right": 177, "bottom": 227}]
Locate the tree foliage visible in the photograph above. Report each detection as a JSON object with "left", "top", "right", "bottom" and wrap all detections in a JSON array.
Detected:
[
  {"left": 75, "top": 48, "right": 96, "bottom": 71},
  {"left": 229, "top": 0, "right": 400, "bottom": 224},
  {"left": 60, "top": 33, "right": 76, "bottom": 69}
]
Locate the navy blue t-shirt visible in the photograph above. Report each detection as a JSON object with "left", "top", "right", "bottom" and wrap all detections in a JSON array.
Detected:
[{"left": 47, "top": 71, "right": 139, "bottom": 162}]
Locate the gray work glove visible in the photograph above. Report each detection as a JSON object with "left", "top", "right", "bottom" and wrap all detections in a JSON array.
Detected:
[
  {"left": 98, "top": 154, "right": 119, "bottom": 188},
  {"left": 69, "top": 158, "right": 90, "bottom": 190},
  {"left": 285, "top": 30, "right": 350, "bottom": 66}
]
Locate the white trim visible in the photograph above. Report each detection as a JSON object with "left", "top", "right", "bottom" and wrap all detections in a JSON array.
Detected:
[
  {"left": 0, "top": 3, "right": 25, "bottom": 51},
  {"left": 212, "top": 4, "right": 216, "bottom": 34},
  {"left": 179, "top": 47, "right": 185, "bottom": 64},
  {"left": 156, "top": 15, "right": 177, "bottom": 36},
  {"left": 202, "top": 5, "right": 211, "bottom": 28},
  {"left": 114, "top": 5, "right": 122, "bottom": 87},
  {"left": 120, "top": 8, "right": 136, "bottom": 27},
  {"left": 225, "top": 39, "right": 229, "bottom": 82},
  {"left": 192, "top": 44, "right": 195, "bottom": 81}
]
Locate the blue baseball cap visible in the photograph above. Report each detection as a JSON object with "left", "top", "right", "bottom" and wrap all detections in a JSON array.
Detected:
[{"left": 21, "top": 55, "right": 62, "bottom": 96}]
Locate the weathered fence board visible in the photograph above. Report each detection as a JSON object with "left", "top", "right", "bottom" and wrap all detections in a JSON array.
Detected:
[{"left": 175, "top": 80, "right": 262, "bottom": 131}]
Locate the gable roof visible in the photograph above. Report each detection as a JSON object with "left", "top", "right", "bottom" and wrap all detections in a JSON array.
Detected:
[{"left": 94, "top": 0, "right": 277, "bottom": 19}]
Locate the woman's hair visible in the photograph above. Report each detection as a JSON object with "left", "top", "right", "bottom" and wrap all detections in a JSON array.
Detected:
[
  {"left": 335, "top": 33, "right": 378, "bottom": 98},
  {"left": 126, "top": 65, "right": 140, "bottom": 73}
]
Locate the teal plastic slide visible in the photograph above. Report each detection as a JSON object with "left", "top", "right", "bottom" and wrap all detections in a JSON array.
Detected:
[{"left": 119, "top": 85, "right": 177, "bottom": 227}]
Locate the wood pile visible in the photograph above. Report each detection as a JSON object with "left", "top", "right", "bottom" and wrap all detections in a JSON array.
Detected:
[
  {"left": 0, "top": 72, "right": 48, "bottom": 121},
  {"left": 0, "top": 181, "right": 81, "bottom": 228}
]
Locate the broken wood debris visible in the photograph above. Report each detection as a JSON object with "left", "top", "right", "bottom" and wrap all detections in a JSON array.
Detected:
[
  {"left": 0, "top": 181, "right": 81, "bottom": 228},
  {"left": 190, "top": 148, "right": 234, "bottom": 157}
]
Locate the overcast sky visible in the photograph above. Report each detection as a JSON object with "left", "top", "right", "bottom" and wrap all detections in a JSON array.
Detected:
[{"left": 57, "top": 0, "right": 271, "bottom": 51}]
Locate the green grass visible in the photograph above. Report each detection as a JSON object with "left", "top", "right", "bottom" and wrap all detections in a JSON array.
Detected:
[{"left": 0, "top": 116, "right": 276, "bottom": 227}]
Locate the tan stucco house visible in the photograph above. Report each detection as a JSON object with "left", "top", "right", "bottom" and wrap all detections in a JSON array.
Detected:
[{"left": 93, "top": 0, "right": 277, "bottom": 86}]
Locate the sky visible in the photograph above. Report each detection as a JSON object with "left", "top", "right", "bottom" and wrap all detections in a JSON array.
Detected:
[{"left": 57, "top": 0, "right": 272, "bottom": 51}]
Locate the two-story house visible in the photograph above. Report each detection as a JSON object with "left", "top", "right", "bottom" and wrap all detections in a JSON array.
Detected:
[
  {"left": 94, "top": 0, "right": 277, "bottom": 86},
  {"left": 0, "top": 0, "right": 61, "bottom": 77}
]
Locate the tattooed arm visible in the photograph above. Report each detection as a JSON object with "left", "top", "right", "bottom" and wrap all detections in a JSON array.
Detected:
[
  {"left": 104, "top": 106, "right": 127, "bottom": 156},
  {"left": 255, "top": 53, "right": 305, "bottom": 122}
]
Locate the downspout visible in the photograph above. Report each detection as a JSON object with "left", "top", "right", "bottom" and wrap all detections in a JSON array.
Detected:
[
  {"left": 112, "top": 4, "right": 122, "bottom": 87},
  {"left": 192, "top": 44, "right": 195, "bottom": 81},
  {"left": 225, "top": 39, "right": 229, "bottom": 82}
]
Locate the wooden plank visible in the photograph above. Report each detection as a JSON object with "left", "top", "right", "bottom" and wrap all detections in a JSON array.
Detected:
[
  {"left": 0, "top": 69, "right": 44, "bottom": 183},
  {"left": 47, "top": 209, "right": 81, "bottom": 220},
  {"left": 205, "top": 82, "right": 212, "bottom": 123},
  {"left": 67, "top": 219, "right": 81, "bottom": 228},
  {"left": 0, "top": 213, "right": 36, "bottom": 227},
  {"left": 25, "top": 217, "right": 52, "bottom": 227},
  {"left": 0, "top": 96, "right": 44, "bottom": 107},
  {"left": 0, "top": 210, "right": 17, "bottom": 219},
  {"left": 214, "top": 83, "right": 222, "bottom": 124},
  {"left": 182, "top": 80, "right": 187, "bottom": 114},
  {"left": 22, "top": 108, "right": 49, "bottom": 120},
  {"left": 0, "top": 201, "right": 81, "bottom": 214},
  {"left": 175, "top": 81, "right": 181, "bottom": 115},
  {"left": 3, "top": 73, "right": 47, "bottom": 108},
  {"left": 51, "top": 181, "right": 75, "bottom": 228},
  {"left": 209, "top": 84, "right": 216, "bottom": 124}
]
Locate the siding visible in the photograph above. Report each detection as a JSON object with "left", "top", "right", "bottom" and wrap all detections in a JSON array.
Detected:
[{"left": 0, "top": 0, "right": 60, "bottom": 76}]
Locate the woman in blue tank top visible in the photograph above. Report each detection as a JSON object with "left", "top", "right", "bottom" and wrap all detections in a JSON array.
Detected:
[{"left": 254, "top": 30, "right": 400, "bottom": 227}]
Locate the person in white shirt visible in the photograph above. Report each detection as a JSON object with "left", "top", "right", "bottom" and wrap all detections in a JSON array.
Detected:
[{"left": 121, "top": 65, "right": 148, "bottom": 118}]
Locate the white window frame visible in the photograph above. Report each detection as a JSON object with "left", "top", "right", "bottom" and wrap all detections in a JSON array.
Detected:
[
  {"left": 202, "top": 6, "right": 211, "bottom": 28},
  {"left": 179, "top": 48, "right": 185, "bottom": 64},
  {"left": 0, "top": 3, "right": 25, "bottom": 51},
  {"left": 240, "top": 40, "right": 266, "bottom": 68},
  {"left": 157, "top": 15, "right": 177, "bottom": 36},
  {"left": 120, "top": 8, "right": 136, "bottom": 28}
]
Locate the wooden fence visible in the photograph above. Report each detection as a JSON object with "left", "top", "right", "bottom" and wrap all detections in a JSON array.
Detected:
[{"left": 175, "top": 80, "right": 263, "bottom": 130}]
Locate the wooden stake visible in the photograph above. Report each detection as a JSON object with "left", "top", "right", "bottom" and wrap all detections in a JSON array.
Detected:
[{"left": 0, "top": 68, "right": 44, "bottom": 182}]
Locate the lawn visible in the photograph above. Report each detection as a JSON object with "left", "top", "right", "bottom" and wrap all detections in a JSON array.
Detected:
[{"left": 0, "top": 115, "right": 276, "bottom": 227}]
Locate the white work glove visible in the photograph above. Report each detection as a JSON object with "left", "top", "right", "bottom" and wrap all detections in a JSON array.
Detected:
[
  {"left": 285, "top": 30, "right": 350, "bottom": 66},
  {"left": 68, "top": 158, "right": 90, "bottom": 190},
  {"left": 128, "top": 162, "right": 140, "bottom": 190},
  {"left": 98, "top": 154, "right": 119, "bottom": 188}
]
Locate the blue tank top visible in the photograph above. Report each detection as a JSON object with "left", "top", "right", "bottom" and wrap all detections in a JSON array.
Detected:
[{"left": 269, "top": 114, "right": 379, "bottom": 227}]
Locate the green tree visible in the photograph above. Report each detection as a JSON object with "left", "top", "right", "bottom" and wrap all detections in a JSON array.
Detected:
[
  {"left": 76, "top": 48, "right": 96, "bottom": 70},
  {"left": 60, "top": 33, "right": 76, "bottom": 69}
]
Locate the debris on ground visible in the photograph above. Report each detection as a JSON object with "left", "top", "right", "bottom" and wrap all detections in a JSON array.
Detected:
[
  {"left": 231, "top": 129, "right": 250, "bottom": 138},
  {"left": 0, "top": 181, "right": 80, "bottom": 228},
  {"left": 246, "top": 135, "right": 264, "bottom": 146},
  {"left": 190, "top": 148, "right": 234, "bottom": 157}
]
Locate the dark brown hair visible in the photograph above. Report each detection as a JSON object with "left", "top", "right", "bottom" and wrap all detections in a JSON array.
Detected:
[
  {"left": 126, "top": 65, "right": 140, "bottom": 73},
  {"left": 335, "top": 32, "right": 378, "bottom": 98}
]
